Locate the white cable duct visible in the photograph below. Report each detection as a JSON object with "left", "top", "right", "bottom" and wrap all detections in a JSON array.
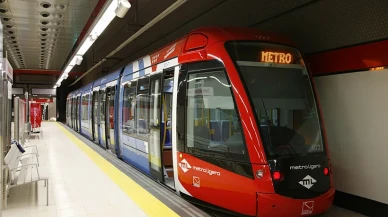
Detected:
[{"left": 70, "top": 0, "right": 187, "bottom": 86}]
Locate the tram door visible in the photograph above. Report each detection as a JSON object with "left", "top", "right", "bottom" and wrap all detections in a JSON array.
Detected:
[
  {"left": 105, "top": 86, "right": 116, "bottom": 154},
  {"left": 74, "top": 97, "right": 77, "bottom": 130},
  {"left": 76, "top": 96, "right": 80, "bottom": 132},
  {"left": 73, "top": 98, "right": 76, "bottom": 129},
  {"left": 66, "top": 99, "right": 69, "bottom": 125},
  {"left": 92, "top": 91, "right": 99, "bottom": 143},
  {"left": 148, "top": 69, "right": 176, "bottom": 189},
  {"left": 161, "top": 69, "right": 175, "bottom": 189},
  {"left": 71, "top": 98, "right": 74, "bottom": 128},
  {"left": 99, "top": 89, "right": 107, "bottom": 148},
  {"left": 149, "top": 73, "right": 163, "bottom": 182},
  {"left": 67, "top": 99, "right": 71, "bottom": 126},
  {"left": 70, "top": 98, "right": 73, "bottom": 128}
]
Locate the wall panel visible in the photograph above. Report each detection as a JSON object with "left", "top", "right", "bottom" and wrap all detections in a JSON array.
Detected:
[{"left": 315, "top": 69, "right": 388, "bottom": 204}]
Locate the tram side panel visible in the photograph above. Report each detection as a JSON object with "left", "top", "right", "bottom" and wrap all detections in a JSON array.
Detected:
[{"left": 119, "top": 75, "right": 151, "bottom": 176}]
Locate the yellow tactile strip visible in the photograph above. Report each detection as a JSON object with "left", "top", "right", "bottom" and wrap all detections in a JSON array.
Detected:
[{"left": 56, "top": 123, "right": 180, "bottom": 217}]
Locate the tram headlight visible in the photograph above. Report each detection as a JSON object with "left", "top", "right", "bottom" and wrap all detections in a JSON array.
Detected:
[{"left": 256, "top": 169, "right": 264, "bottom": 178}]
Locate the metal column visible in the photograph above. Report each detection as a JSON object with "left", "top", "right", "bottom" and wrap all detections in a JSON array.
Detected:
[
  {"left": 0, "top": 72, "right": 11, "bottom": 213},
  {"left": 0, "top": 20, "right": 6, "bottom": 215},
  {"left": 14, "top": 97, "right": 19, "bottom": 143},
  {"left": 25, "top": 92, "right": 29, "bottom": 122},
  {"left": 25, "top": 92, "right": 30, "bottom": 140}
]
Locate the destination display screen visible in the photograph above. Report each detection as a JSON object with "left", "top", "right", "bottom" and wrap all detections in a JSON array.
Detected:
[
  {"left": 226, "top": 42, "right": 301, "bottom": 65},
  {"left": 260, "top": 51, "right": 293, "bottom": 64}
]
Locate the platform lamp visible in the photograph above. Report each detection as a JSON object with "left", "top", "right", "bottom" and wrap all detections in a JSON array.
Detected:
[{"left": 115, "top": 0, "right": 131, "bottom": 18}]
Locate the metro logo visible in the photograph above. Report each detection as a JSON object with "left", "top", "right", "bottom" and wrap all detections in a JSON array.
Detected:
[
  {"left": 299, "top": 175, "right": 316, "bottom": 189},
  {"left": 179, "top": 159, "right": 191, "bottom": 173}
]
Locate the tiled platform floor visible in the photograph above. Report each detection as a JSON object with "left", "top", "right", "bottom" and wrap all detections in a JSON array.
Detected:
[
  {"left": 2, "top": 122, "right": 366, "bottom": 217},
  {"left": 3, "top": 122, "right": 148, "bottom": 217}
]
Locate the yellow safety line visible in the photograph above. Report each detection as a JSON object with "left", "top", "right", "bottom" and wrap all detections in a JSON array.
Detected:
[{"left": 56, "top": 123, "right": 179, "bottom": 217}]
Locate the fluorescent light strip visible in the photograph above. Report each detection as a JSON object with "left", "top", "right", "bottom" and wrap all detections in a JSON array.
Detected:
[
  {"left": 91, "top": 0, "right": 117, "bottom": 36},
  {"left": 77, "top": 37, "right": 95, "bottom": 56},
  {"left": 64, "top": 65, "right": 73, "bottom": 73},
  {"left": 75, "top": 1, "right": 117, "bottom": 56},
  {"left": 55, "top": 0, "right": 125, "bottom": 86}
]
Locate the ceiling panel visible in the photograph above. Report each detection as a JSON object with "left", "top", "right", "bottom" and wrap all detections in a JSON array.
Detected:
[
  {"left": 252, "top": 0, "right": 388, "bottom": 53},
  {"left": 0, "top": 0, "right": 99, "bottom": 70},
  {"left": 79, "top": 0, "right": 388, "bottom": 85},
  {"left": 79, "top": 0, "right": 316, "bottom": 85},
  {"left": 3, "top": 0, "right": 380, "bottom": 87}
]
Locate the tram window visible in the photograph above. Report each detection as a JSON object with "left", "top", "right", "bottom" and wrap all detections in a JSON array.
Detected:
[
  {"left": 149, "top": 79, "right": 160, "bottom": 128},
  {"left": 136, "top": 77, "right": 150, "bottom": 138},
  {"left": 68, "top": 99, "right": 71, "bottom": 121},
  {"left": 122, "top": 82, "right": 137, "bottom": 136},
  {"left": 186, "top": 70, "right": 249, "bottom": 161},
  {"left": 100, "top": 89, "right": 106, "bottom": 125},
  {"left": 67, "top": 99, "right": 70, "bottom": 123},
  {"left": 239, "top": 66, "right": 324, "bottom": 156},
  {"left": 225, "top": 42, "right": 325, "bottom": 157},
  {"left": 108, "top": 88, "right": 115, "bottom": 129}
]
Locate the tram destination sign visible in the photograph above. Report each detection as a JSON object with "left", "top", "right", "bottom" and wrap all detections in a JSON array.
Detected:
[{"left": 261, "top": 51, "right": 293, "bottom": 64}]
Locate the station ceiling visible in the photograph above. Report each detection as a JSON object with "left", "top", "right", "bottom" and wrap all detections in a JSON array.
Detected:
[
  {"left": 3, "top": 0, "right": 387, "bottom": 88},
  {"left": 1, "top": 0, "right": 98, "bottom": 70}
]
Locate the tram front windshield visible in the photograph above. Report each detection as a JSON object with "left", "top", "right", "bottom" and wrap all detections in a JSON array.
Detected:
[{"left": 226, "top": 42, "right": 325, "bottom": 159}]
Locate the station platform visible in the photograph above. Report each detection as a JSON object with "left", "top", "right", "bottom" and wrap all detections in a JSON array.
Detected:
[{"left": 2, "top": 122, "right": 366, "bottom": 217}]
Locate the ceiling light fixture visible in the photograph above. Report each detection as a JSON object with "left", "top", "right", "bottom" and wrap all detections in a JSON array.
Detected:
[
  {"left": 55, "top": 0, "right": 130, "bottom": 87},
  {"left": 115, "top": 0, "right": 131, "bottom": 18},
  {"left": 40, "top": 12, "right": 50, "bottom": 17},
  {"left": 41, "top": 2, "right": 51, "bottom": 8}
]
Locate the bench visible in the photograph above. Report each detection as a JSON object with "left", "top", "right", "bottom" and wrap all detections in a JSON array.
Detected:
[
  {"left": 4, "top": 143, "right": 48, "bottom": 208},
  {"left": 12, "top": 140, "right": 40, "bottom": 166}
]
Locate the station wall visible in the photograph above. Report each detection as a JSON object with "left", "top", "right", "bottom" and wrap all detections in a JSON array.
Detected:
[
  {"left": 315, "top": 69, "right": 388, "bottom": 204},
  {"left": 307, "top": 39, "right": 388, "bottom": 215}
]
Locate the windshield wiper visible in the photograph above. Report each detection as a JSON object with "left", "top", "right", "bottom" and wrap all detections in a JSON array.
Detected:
[
  {"left": 280, "top": 143, "right": 299, "bottom": 156},
  {"left": 260, "top": 98, "right": 274, "bottom": 144},
  {"left": 259, "top": 98, "right": 298, "bottom": 157}
]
